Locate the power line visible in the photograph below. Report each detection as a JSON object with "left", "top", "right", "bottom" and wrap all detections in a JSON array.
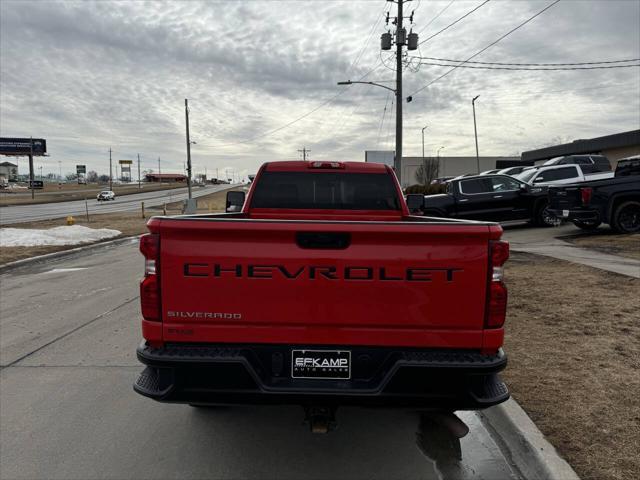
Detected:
[
  {"left": 410, "top": 56, "right": 640, "bottom": 66},
  {"left": 376, "top": 91, "right": 392, "bottom": 148},
  {"left": 416, "top": 0, "right": 455, "bottom": 35},
  {"left": 384, "top": 99, "right": 395, "bottom": 149},
  {"left": 407, "top": 59, "right": 640, "bottom": 71},
  {"left": 418, "top": 0, "right": 491, "bottom": 46},
  {"left": 346, "top": 1, "right": 390, "bottom": 77},
  {"left": 407, "top": 0, "right": 562, "bottom": 98},
  {"left": 200, "top": 60, "right": 385, "bottom": 148}
]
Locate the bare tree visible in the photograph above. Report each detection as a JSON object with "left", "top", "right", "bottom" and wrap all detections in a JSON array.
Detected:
[
  {"left": 415, "top": 158, "right": 439, "bottom": 185},
  {"left": 86, "top": 170, "right": 98, "bottom": 183}
]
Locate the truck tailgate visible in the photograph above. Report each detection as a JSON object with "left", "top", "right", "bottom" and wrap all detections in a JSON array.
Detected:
[
  {"left": 548, "top": 186, "right": 582, "bottom": 211},
  {"left": 154, "top": 218, "right": 497, "bottom": 348}
]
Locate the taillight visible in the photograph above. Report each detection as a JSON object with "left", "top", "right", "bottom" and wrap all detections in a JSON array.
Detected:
[
  {"left": 486, "top": 240, "right": 509, "bottom": 329},
  {"left": 581, "top": 187, "right": 593, "bottom": 206},
  {"left": 139, "top": 233, "right": 160, "bottom": 321}
]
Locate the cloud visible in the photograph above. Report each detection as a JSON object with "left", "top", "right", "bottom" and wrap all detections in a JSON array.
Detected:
[{"left": 1, "top": 0, "right": 638, "bottom": 178}]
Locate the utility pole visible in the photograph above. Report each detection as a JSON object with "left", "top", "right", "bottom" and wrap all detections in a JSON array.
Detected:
[
  {"left": 158, "top": 157, "right": 161, "bottom": 176},
  {"left": 472, "top": 95, "right": 480, "bottom": 173},
  {"left": 421, "top": 125, "right": 427, "bottom": 186},
  {"left": 39, "top": 165, "right": 43, "bottom": 180},
  {"left": 395, "top": 0, "right": 404, "bottom": 184},
  {"left": 185, "top": 98, "right": 193, "bottom": 199},
  {"left": 298, "top": 146, "right": 311, "bottom": 161},
  {"left": 137, "top": 153, "right": 141, "bottom": 189},
  {"left": 109, "top": 147, "right": 113, "bottom": 191},
  {"left": 29, "top": 137, "right": 35, "bottom": 199}
]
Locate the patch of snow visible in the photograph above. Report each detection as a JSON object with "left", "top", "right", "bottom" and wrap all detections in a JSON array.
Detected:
[{"left": 0, "top": 225, "right": 121, "bottom": 247}]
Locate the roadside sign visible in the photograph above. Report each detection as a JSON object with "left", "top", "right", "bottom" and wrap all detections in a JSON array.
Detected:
[
  {"left": 76, "top": 164, "right": 86, "bottom": 174},
  {"left": 29, "top": 180, "right": 44, "bottom": 189},
  {"left": 119, "top": 160, "right": 133, "bottom": 165},
  {"left": 0, "top": 138, "right": 47, "bottom": 156}
]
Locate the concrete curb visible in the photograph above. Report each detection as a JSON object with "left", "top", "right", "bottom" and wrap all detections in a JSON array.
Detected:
[
  {"left": 480, "top": 398, "right": 580, "bottom": 480},
  {"left": 0, "top": 235, "right": 140, "bottom": 274}
]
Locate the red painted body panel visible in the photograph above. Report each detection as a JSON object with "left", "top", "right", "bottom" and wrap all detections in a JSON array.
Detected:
[{"left": 148, "top": 217, "right": 500, "bottom": 349}]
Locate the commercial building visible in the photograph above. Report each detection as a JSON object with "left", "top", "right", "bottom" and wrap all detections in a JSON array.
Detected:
[
  {"left": 0, "top": 161, "right": 18, "bottom": 182},
  {"left": 521, "top": 129, "right": 640, "bottom": 168}
]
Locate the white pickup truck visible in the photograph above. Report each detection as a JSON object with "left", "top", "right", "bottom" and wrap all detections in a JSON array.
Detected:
[{"left": 515, "top": 164, "right": 614, "bottom": 186}]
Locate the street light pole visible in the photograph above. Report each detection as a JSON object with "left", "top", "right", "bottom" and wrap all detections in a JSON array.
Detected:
[
  {"left": 185, "top": 99, "right": 193, "bottom": 199},
  {"left": 437, "top": 146, "right": 445, "bottom": 163},
  {"left": 421, "top": 125, "right": 427, "bottom": 186},
  {"left": 472, "top": 95, "right": 480, "bottom": 173},
  {"left": 108, "top": 147, "right": 113, "bottom": 191}
]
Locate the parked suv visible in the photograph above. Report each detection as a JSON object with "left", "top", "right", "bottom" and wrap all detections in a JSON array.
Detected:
[
  {"left": 97, "top": 190, "right": 115, "bottom": 201},
  {"left": 542, "top": 154, "right": 611, "bottom": 174},
  {"left": 516, "top": 164, "right": 613, "bottom": 186}
]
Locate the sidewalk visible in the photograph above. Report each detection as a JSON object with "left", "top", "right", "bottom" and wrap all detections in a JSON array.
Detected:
[{"left": 503, "top": 225, "right": 640, "bottom": 278}]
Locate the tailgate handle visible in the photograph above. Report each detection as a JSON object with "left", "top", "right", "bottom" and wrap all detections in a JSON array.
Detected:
[{"left": 296, "top": 232, "right": 351, "bottom": 249}]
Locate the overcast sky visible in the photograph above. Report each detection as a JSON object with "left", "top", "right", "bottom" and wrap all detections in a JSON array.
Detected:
[{"left": 1, "top": 0, "right": 639, "bottom": 178}]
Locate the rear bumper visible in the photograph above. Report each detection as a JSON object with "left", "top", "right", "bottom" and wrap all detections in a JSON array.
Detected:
[
  {"left": 134, "top": 342, "right": 509, "bottom": 410},
  {"left": 549, "top": 208, "right": 600, "bottom": 222}
]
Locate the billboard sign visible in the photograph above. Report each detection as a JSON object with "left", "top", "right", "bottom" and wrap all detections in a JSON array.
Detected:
[
  {"left": 0, "top": 138, "right": 47, "bottom": 156},
  {"left": 76, "top": 165, "right": 86, "bottom": 174}
]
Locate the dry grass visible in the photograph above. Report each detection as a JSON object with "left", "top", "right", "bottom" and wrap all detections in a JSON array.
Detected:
[
  {"left": 504, "top": 252, "right": 640, "bottom": 480},
  {"left": 0, "top": 188, "right": 239, "bottom": 265},
  {"left": 0, "top": 182, "right": 186, "bottom": 206},
  {"left": 564, "top": 232, "right": 640, "bottom": 261}
]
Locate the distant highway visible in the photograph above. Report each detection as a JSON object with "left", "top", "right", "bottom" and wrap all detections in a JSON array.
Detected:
[{"left": 0, "top": 184, "right": 237, "bottom": 225}]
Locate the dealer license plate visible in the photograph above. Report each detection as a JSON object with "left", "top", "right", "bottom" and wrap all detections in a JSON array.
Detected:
[
  {"left": 291, "top": 350, "right": 351, "bottom": 379},
  {"left": 562, "top": 209, "right": 570, "bottom": 217}
]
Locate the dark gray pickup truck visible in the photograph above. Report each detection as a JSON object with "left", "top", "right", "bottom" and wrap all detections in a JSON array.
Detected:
[{"left": 547, "top": 156, "right": 640, "bottom": 233}]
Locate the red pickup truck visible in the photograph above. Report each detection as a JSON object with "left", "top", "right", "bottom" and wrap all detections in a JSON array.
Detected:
[{"left": 134, "top": 161, "right": 509, "bottom": 423}]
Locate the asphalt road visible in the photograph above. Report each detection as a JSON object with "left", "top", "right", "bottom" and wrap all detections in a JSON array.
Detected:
[
  {"left": 0, "top": 241, "right": 522, "bottom": 480},
  {"left": 0, "top": 184, "right": 237, "bottom": 225}
]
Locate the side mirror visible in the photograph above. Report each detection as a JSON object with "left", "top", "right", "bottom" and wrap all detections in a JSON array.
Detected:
[
  {"left": 405, "top": 194, "right": 425, "bottom": 213},
  {"left": 225, "top": 190, "right": 246, "bottom": 213},
  {"left": 519, "top": 183, "right": 528, "bottom": 191}
]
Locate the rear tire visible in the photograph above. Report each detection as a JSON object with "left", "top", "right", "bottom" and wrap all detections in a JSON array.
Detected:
[
  {"left": 572, "top": 219, "right": 601, "bottom": 230},
  {"left": 612, "top": 201, "right": 640, "bottom": 233},
  {"left": 535, "top": 201, "right": 559, "bottom": 227}
]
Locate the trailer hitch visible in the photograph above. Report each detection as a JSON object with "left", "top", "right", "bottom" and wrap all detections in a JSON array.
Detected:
[{"left": 304, "top": 406, "right": 337, "bottom": 434}]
